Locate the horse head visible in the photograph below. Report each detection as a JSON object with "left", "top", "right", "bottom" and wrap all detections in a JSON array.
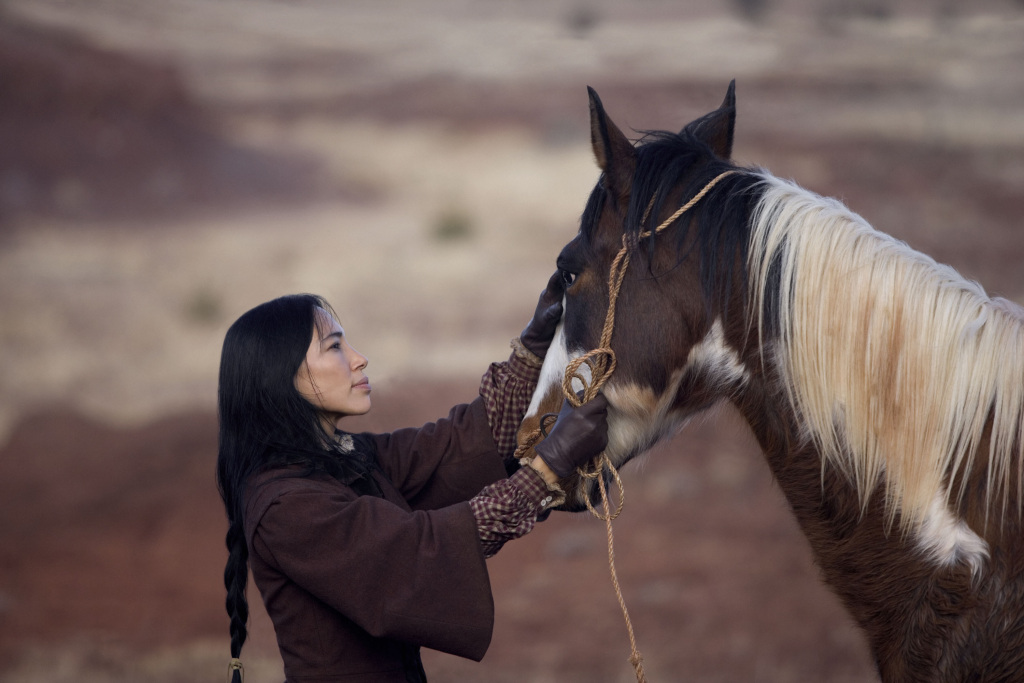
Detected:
[{"left": 519, "top": 83, "right": 762, "bottom": 511}]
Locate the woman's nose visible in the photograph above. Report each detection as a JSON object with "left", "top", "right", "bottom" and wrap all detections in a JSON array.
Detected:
[{"left": 350, "top": 347, "right": 368, "bottom": 371}]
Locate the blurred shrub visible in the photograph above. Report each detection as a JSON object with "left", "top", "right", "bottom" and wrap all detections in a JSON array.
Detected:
[
  {"left": 820, "top": 0, "right": 894, "bottom": 27},
  {"left": 565, "top": 4, "right": 601, "bottom": 38},
  {"left": 184, "top": 287, "right": 223, "bottom": 325},
  {"left": 431, "top": 208, "right": 475, "bottom": 243},
  {"left": 733, "top": 0, "right": 771, "bottom": 24}
]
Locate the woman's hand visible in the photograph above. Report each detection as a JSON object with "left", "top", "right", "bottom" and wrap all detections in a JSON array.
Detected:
[
  {"left": 533, "top": 394, "right": 609, "bottom": 480},
  {"left": 519, "top": 271, "right": 565, "bottom": 360}
]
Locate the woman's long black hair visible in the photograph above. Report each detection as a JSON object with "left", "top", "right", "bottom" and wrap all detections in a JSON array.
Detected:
[{"left": 216, "top": 294, "right": 380, "bottom": 681}]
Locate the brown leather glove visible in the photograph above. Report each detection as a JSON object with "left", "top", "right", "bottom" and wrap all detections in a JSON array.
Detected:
[
  {"left": 519, "top": 271, "right": 565, "bottom": 360},
  {"left": 534, "top": 394, "right": 610, "bottom": 478}
]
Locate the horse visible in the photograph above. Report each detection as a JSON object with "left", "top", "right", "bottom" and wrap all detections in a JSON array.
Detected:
[{"left": 518, "top": 82, "right": 1024, "bottom": 681}]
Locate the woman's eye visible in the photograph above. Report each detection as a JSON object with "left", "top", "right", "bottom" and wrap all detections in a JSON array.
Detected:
[{"left": 560, "top": 270, "right": 576, "bottom": 288}]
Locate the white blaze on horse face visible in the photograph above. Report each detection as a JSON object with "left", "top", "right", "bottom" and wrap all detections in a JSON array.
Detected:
[
  {"left": 916, "top": 491, "right": 989, "bottom": 578},
  {"left": 684, "top": 319, "right": 750, "bottom": 389},
  {"left": 525, "top": 320, "right": 576, "bottom": 418}
]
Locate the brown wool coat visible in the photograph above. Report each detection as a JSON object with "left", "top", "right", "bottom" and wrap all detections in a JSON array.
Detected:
[{"left": 244, "top": 398, "right": 508, "bottom": 683}]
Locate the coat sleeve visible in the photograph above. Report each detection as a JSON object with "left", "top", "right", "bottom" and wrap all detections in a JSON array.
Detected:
[
  {"left": 370, "top": 398, "right": 508, "bottom": 511},
  {"left": 249, "top": 480, "right": 495, "bottom": 660},
  {"left": 370, "top": 345, "right": 543, "bottom": 511}
]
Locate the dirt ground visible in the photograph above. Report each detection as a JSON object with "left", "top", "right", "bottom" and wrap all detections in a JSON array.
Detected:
[{"left": 1, "top": 1, "right": 1022, "bottom": 681}]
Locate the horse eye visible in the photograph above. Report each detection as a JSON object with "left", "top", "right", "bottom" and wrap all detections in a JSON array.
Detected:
[{"left": 560, "top": 270, "right": 576, "bottom": 288}]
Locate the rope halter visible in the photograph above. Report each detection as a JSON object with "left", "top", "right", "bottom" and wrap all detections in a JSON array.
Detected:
[
  {"left": 524, "top": 169, "right": 737, "bottom": 683},
  {"left": 563, "top": 169, "right": 737, "bottom": 411}
]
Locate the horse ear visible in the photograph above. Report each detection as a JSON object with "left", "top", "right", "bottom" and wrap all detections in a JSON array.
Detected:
[
  {"left": 588, "top": 86, "right": 636, "bottom": 203},
  {"left": 685, "top": 79, "right": 736, "bottom": 160}
]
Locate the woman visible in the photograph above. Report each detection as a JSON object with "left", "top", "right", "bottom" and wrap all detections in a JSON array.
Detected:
[{"left": 217, "top": 275, "right": 609, "bottom": 683}]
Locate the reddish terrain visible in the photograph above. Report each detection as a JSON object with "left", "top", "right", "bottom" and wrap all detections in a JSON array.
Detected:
[{"left": 0, "top": 384, "right": 878, "bottom": 682}]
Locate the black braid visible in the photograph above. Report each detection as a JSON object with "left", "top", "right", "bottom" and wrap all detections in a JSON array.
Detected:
[{"left": 224, "top": 519, "right": 249, "bottom": 682}]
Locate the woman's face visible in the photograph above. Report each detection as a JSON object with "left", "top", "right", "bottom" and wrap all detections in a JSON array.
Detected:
[{"left": 295, "top": 308, "right": 371, "bottom": 427}]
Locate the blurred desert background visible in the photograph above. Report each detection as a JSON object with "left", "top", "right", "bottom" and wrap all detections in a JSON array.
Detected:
[{"left": 1, "top": 0, "right": 1022, "bottom": 681}]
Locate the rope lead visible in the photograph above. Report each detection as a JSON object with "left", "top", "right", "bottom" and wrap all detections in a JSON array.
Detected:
[{"left": 525, "top": 170, "right": 736, "bottom": 683}]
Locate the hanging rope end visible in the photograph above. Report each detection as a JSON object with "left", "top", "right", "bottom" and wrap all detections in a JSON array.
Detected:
[{"left": 629, "top": 652, "right": 648, "bottom": 683}]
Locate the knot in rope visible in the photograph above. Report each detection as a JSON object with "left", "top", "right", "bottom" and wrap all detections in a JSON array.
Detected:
[
  {"left": 577, "top": 453, "right": 625, "bottom": 521},
  {"left": 563, "top": 348, "right": 616, "bottom": 408}
]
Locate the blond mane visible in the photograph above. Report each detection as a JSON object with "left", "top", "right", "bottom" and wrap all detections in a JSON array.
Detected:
[{"left": 748, "top": 174, "right": 1024, "bottom": 531}]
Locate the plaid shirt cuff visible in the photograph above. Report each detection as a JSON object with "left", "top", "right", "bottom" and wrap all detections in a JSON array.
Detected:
[
  {"left": 469, "top": 466, "right": 563, "bottom": 558},
  {"left": 478, "top": 339, "right": 544, "bottom": 462}
]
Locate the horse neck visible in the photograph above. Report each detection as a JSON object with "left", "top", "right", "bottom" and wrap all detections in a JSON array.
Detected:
[
  {"left": 725, "top": 365, "right": 907, "bottom": 669},
  {"left": 728, "top": 348, "right": 1024, "bottom": 678},
  {"left": 728, "top": 348, "right": 866, "bottom": 544}
]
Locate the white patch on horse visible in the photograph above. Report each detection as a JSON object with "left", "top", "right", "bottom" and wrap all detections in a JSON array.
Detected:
[
  {"left": 684, "top": 319, "right": 749, "bottom": 388},
  {"left": 527, "top": 319, "right": 748, "bottom": 473},
  {"left": 602, "top": 373, "right": 690, "bottom": 469},
  {"left": 916, "top": 491, "right": 989, "bottom": 578},
  {"left": 526, "top": 320, "right": 579, "bottom": 417}
]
